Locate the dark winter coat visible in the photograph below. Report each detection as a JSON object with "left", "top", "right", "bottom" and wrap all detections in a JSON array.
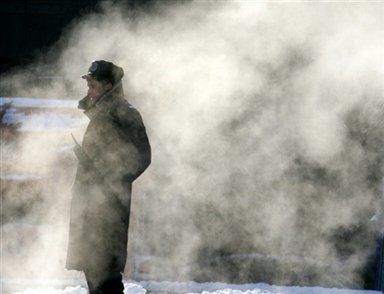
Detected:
[{"left": 66, "top": 84, "right": 151, "bottom": 281}]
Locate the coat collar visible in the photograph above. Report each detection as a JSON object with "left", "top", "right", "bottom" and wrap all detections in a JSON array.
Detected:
[{"left": 79, "top": 82, "right": 124, "bottom": 119}]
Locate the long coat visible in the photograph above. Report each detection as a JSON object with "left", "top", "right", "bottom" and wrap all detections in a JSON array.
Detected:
[{"left": 66, "top": 85, "right": 151, "bottom": 281}]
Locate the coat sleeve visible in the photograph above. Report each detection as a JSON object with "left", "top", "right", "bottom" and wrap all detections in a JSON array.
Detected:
[
  {"left": 88, "top": 102, "right": 151, "bottom": 190},
  {"left": 113, "top": 105, "right": 151, "bottom": 183}
]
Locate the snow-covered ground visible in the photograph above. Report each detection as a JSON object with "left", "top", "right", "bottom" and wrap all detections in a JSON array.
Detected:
[{"left": 4, "top": 280, "right": 382, "bottom": 294}]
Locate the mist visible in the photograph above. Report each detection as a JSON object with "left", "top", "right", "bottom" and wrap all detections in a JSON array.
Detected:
[{"left": 1, "top": 0, "right": 384, "bottom": 290}]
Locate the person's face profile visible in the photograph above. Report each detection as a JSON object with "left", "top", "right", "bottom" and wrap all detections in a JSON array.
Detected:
[{"left": 86, "top": 77, "right": 112, "bottom": 99}]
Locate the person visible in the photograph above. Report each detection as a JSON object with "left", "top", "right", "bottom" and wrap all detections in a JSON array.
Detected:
[{"left": 66, "top": 60, "right": 151, "bottom": 294}]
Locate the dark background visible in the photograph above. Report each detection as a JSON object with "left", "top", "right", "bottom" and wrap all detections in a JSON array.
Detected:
[{"left": 0, "top": 0, "right": 153, "bottom": 76}]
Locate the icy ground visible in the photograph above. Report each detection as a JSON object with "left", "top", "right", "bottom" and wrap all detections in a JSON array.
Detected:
[{"left": 9, "top": 280, "right": 383, "bottom": 294}]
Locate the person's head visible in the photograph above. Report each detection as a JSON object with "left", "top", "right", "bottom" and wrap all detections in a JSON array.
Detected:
[
  {"left": 82, "top": 60, "right": 124, "bottom": 99},
  {"left": 86, "top": 77, "right": 112, "bottom": 100}
]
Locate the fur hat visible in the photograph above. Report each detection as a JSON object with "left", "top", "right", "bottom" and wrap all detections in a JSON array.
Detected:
[{"left": 82, "top": 60, "right": 124, "bottom": 85}]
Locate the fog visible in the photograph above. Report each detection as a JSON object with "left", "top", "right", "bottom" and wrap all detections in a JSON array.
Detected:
[{"left": 1, "top": 0, "right": 384, "bottom": 290}]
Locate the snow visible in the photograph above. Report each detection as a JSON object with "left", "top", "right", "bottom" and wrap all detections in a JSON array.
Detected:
[
  {"left": 8, "top": 280, "right": 382, "bottom": 294},
  {"left": 0, "top": 97, "right": 77, "bottom": 109},
  {"left": 2, "top": 108, "right": 86, "bottom": 131},
  {"left": 136, "top": 281, "right": 381, "bottom": 294},
  {"left": 1, "top": 97, "right": 87, "bottom": 131},
  {"left": 13, "top": 286, "right": 87, "bottom": 294}
]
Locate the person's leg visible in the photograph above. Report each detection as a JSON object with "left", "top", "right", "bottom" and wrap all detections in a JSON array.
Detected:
[
  {"left": 85, "top": 277, "right": 97, "bottom": 293},
  {"left": 85, "top": 271, "right": 124, "bottom": 294},
  {"left": 97, "top": 273, "right": 124, "bottom": 294},
  {"left": 84, "top": 272, "right": 101, "bottom": 294}
]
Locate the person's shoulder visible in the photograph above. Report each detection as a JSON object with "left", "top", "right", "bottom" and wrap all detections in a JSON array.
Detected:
[{"left": 112, "top": 98, "right": 143, "bottom": 124}]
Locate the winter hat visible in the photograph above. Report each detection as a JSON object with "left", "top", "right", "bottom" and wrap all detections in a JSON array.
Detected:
[{"left": 82, "top": 60, "right": 124, "bottom": 85}]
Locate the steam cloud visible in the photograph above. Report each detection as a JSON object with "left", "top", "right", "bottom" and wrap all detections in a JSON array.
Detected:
[{"left": 1, "top": 0, "right": 384, "bottom": 290}]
